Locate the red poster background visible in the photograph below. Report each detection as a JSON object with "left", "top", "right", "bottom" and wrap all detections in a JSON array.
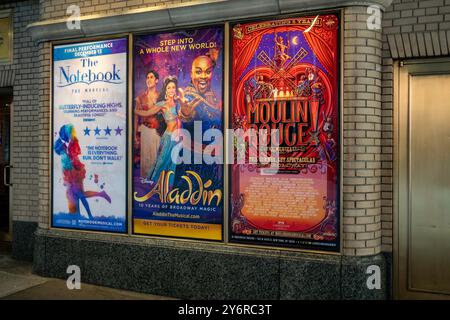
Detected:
[{"left": 230, "top": 14, "right": 340, "bottom": 251}]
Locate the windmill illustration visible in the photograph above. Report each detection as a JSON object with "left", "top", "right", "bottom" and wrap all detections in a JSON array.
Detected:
[{"left": 257, "top": 35, "right": 308, "bottom": 95}]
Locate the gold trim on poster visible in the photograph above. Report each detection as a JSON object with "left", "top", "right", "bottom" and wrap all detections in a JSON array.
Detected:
[
  {"left": 339, "top": 8, "right": 344, "bottom": 255},
  {"left": 223, "top": 22, "right": 230, "bottom": 243},
  {"left": 128, "top": 34, "right": 133, "bottom": 237}
]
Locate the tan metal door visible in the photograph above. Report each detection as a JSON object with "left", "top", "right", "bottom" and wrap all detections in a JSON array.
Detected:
[{"left": 396, "top": 59, "right": 450, "bottom": 299}]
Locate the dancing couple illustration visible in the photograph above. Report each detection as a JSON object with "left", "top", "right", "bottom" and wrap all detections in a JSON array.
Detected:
[{"left": 54, "top": 124, "right": 111, "bottom": 219}]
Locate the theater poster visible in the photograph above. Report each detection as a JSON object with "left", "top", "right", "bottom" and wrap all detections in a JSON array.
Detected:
[
  {"left": 230, "top": 14, "right": 340, "bottom": 251},
  {"left": 132, "top": 27, "right": 224, "bottom": 240},
  {"left": 52, "top": 38, "right": 128, "bottom": 233}
]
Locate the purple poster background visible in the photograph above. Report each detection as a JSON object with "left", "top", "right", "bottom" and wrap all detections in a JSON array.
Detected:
[{"left": 132, "top": 27, "right": 224, "bottom": 240}]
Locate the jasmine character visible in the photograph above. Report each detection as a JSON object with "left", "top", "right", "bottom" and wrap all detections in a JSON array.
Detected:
[{"left": 135, "top": 76, "right": 182, "bottom": 189}]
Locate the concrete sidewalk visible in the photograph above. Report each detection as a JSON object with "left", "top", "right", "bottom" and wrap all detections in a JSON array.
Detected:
[{"left": 0, "top": 242, "right": 173, "bottom": 300}]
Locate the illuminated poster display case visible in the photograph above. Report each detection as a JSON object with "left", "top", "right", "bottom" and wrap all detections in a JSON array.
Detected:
[
  {"left": 51, "top": 37, "right": 129, "bottom": 233},
  {"left": 131, "top": 26, "right": 225, "bottom": 241},
  {"left": 48, "top": 12, "right": 341, "bottom": 253},
  {"left": 229, "top": 14, "right": 341, "bottom": 251}
]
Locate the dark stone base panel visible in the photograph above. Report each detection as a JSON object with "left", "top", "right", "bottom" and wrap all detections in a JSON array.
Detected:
[
  {"left": 12, "top": 221, "right": 38, "bottom": 262},
  {"left": 33, "top": 228, "right": 388, "bottom": 300}
]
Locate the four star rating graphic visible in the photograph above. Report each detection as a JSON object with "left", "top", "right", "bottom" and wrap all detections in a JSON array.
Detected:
[{"left": 84, "top": 126, "right": 123, "bottom": 136}]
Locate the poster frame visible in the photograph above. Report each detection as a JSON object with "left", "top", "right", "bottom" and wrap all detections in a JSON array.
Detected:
[
  {"left": 130, "top": 24, "right": 226, "bottom": 242},
  {"left": 227, "top": 10, "right": 343, "bottom": 253},
  {"left": 45, "top": 11, "right": 344, "bottom": 255},
  {"left": 50, "top": 34, "right": 130, "bottom": 235}
]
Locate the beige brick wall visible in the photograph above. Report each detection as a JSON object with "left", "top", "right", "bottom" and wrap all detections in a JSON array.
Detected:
[
  {"left": 343, "top": 6, "right": 383, "bottom": 256},
  {"left": 37, "top": 41, "right": 51, "bottom": 230},
  {"left": 0, "top": 0, "right": 40, "bottom": 223}
]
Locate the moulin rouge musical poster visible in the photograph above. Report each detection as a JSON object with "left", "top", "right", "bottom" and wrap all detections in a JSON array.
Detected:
[
  {"left": 132, "top": 27, "right": 224, "bottom": 240},
  {"left": 230, "top": 15, "right": 340, "bottom": 251}
]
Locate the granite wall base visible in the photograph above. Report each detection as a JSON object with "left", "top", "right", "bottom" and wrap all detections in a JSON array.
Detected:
[
  {"left": 33, "top": 228, "right": 390, "bottom": 300},
  {"left": 12, "top": 221, "right": 38, "bottom": 262}
]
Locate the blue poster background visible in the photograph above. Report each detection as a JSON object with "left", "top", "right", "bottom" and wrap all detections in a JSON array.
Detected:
[{"left": 52, "top": 38, "right": 128, "bottom": 233}]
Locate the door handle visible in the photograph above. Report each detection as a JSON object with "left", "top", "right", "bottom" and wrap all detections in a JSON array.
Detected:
[{"left": 3, "top": 165, "right": 12, "bottom": 187}]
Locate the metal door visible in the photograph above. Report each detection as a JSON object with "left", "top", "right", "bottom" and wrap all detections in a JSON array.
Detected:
[{"left": 396, "top": 59, "right": 450, "bottom": 299}]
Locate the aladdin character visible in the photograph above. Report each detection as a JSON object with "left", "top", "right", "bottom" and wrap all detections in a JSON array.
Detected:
[
  {"left": 135, "top": 76, "right": 182, "bottom": 189},
  {"left": 135, "top": 70, "right": 165, "bottom": 177},
  {"left": 176, "top": 51, "right": 223, "bottom": 190},
  {"left": 178, "top": 52, "right": 222, "bottom": 129}
]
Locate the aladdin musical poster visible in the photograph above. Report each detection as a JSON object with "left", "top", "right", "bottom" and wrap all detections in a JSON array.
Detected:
[
  {"left": 52, "top": 38, "right": 128, "bottom": 233},
  {"left": 132, "top": 27, "right": 224, "bottom": 240},
  {"left": 230, "top": 15, "right": 340, "bottom": 251}
]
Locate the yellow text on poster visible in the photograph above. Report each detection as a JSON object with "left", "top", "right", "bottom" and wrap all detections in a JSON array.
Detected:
[{"left": 134, "top": 219, "right": 222, "bottom": 240}]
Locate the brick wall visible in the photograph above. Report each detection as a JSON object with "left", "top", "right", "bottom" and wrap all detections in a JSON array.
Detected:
[
  {"left": 0, "top": 0, "right": 40, "bottom": 224},
  {"left": 380, "top": 0, "right": 450, "bottom": 253},
  {"left": 32, "top": 2, "right": 388, "bottom": 256},
  {"left": 37, "top": 41, "right": 51, "bottom": 230},
  {"left": 30, "top": 0, "right": 450, "bottom": 256},
  {"left": 343, "top": 6, "right": 383, "bottom": 256}
]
